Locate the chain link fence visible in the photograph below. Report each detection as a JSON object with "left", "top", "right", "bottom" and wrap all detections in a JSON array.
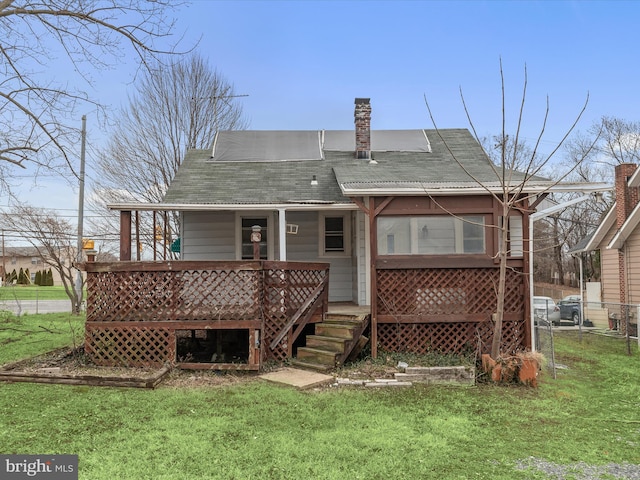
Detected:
[
  {"left": 0, "top": 286, "right": 73, "bottom": 315},
  {"left": 534, "top": 298, "right": 640, "bottom": 378}
]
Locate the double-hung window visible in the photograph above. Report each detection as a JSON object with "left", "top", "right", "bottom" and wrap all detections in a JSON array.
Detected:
[{"left": 320, "top": 213, "right": 350, "bottom": 257}]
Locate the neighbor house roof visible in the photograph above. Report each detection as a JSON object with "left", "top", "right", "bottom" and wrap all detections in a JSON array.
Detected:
[
  {"left": 574, "top": 166, "right": 640, "bottom": 253},
  {"left": 160, "top": 128, "right": 557, "bottom": 208},
  {"left": 1, "top": 246, "right": 41, "bottom": 258}
]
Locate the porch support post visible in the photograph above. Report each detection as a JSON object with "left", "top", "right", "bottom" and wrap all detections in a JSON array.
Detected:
[
  {"left": 278, "top": 208, "right": 287, "bottom": 261},
  {"left": 120, "top": 210, "right": 132, "bottom": 261},
  {"left": 369, "top": 197, "right": 378, "bottom": 358},
  {"left": 522, "top": 202, "right": 532, "bottom": 350}
]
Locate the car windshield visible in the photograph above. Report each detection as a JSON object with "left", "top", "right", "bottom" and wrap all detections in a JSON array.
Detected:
[
  {"left": 560, "top": 296, "right": 580, "bottom": 303},
  {"left": 534, "top": 298, "right": 554, "bottom": 307}
]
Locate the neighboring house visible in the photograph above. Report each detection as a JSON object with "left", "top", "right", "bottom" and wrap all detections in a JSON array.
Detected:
[
  {"left": 87, "top": 98, "right": 580, "bottom": 369},
  {"left": 577, "top": 163, "right": 640, "bottom": 335},
  {"left": 0, "top": 246, "right": 66, "bottom": 286}
]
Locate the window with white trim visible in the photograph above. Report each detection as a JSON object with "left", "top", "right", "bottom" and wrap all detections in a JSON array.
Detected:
[
  {"left": 320, "top": 213, "right": 350, "bottom": 256},
  {"left": 377, "top": 215, "right": 486, "bottom": 255}
]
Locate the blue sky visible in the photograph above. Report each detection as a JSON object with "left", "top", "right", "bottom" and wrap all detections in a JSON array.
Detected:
[{"left": 6, "top": 0, "right": 640, "bottom": 233}]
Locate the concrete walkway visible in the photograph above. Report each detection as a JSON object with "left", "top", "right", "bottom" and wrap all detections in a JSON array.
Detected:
[{"left": 259, "top": 367, "right": 334, "bottom": 390}]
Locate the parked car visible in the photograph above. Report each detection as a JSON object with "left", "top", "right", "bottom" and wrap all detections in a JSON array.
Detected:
[
  {"left": 558, "top": 295, "right": 583, "bottom": 325},
  {"left": 533, "top": 296, "right": 561, "bottom": 326}
]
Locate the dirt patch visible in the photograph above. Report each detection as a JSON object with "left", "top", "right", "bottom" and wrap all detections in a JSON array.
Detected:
[
  {"left": 162, "top": 369, "right": 259, "bottom": 388},
  {"left": 2, "top": 347, "right": 155, "bottom": 377},
  {"left": 0, "top": 347, "right": 265, "bottom": 389}
]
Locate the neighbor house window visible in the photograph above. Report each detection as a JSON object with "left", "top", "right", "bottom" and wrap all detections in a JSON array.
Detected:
[
  {"left": 377, "top": 215, "right": 485, "bottom": 255},
  {"left": 320, "top": 213, "right": 350, "bottom": 256}
]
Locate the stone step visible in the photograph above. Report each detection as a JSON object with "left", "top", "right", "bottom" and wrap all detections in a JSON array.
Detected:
[
  {"left": 315, "top": 323, "right": 357, "bottom": 339},
  {"left": 296, "top": 347, "right": 339, "bottom": 366},
  {"left": 306, "top": 335, "right": 348, "bottom": 353},
  {"left": 395, "top": 366, "right": 476, "bottom": 386}
]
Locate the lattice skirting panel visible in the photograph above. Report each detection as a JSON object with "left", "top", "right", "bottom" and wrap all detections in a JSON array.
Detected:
[
  {"left": 85, "top": 326, "right": 175, "bottom": 367},
  {"left": 85, "top": 324, "right": 292, "bottom": 366},
  {"left": 377, "top": 320, "right": 527, "bottom": 356},
  {"left": 376, "top": 268, "right": 525, "bottom": 317}
]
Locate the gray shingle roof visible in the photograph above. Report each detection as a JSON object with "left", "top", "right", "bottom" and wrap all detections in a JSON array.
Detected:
[{"left": 162, "top": 128, "right": 542, "bottom": 206}]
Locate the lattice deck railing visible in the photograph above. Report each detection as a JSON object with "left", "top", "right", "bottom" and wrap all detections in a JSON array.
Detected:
[
  {"left": 375, "top": 267, "right": 527, "bottom": 355},
  {"left": 82, "top": 261, "right": 329, "bottom": 367}
]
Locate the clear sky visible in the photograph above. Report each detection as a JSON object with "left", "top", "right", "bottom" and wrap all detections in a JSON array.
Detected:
[{"left": 4, "top": 0, "right": 640, "bottom": 240}]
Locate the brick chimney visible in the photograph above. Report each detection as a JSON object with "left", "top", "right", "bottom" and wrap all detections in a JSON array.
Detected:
[
  {"left": 614, "top": 163, "right": 639, "bottom": 228},
  {"left": 354, "top": 98, "right": 371, "bottom": 159}
]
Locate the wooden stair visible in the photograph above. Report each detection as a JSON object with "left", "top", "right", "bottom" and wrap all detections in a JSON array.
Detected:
[{"left": 291, "top": 313, "right": 370, "bottom": 372}]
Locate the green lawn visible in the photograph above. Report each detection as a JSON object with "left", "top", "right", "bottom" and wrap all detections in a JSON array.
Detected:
[
  {"left": 0, "top": 312, "right": 84, "bottom": 364},
  {"left": 1, "top": 315, "right": 639, "bottom": 479},
  {"left": 0, "top": 285, "right": 74, "bottom": 301}
]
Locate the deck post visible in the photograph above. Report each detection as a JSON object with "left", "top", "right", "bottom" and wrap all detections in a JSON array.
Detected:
[{"left": 120, "top": 210, "right": 132, "bottom": 261}]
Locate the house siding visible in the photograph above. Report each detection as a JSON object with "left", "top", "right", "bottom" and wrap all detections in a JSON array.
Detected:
[
  {"left": 355, "top": 210, "right": 368, "bottom": 305},
  {"left": 182, "top": 212, "right": 236, "bottom": 260},
  {"left": 625, "top": 226, "right": 640, "bottom": 305},
  {"left": 182, "top": 210, "right": 359, "bottom": 303},
  {"left": 601, "top": 228, "right": 621, "bottom": 304},
  {"left": 285, "top": 211, "right": 354, "bottom": 303}
]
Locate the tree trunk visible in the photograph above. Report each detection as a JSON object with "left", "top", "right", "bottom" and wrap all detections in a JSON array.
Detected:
[{"left": 491, "top": 211, "right": 510, "bottom": 359}]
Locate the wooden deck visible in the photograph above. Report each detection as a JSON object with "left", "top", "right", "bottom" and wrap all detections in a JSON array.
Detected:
[{"left": 80, "top": 260, "right": 330, "bottom": 369}]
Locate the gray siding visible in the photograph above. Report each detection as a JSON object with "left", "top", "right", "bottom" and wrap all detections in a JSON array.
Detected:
[
  {"left": 180, "top": 210, "right": 364, "bottom": 304},
  {"left": 182, "top": 211, "right": 236, "bottom": 260},
  {"left": 285, "top": 211, "right": 354, "bottom": 303},
  {"left": 354, "top": 210, "right": 368, "bottom": 305}
]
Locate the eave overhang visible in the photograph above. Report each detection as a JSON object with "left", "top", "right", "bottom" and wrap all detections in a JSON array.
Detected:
[
  {"left": 608, "top": 200, "right": 640, "bottom": 250},
  {"left": 107, "top": 202, "right": 358, "bottom": 212},
  {"left": 338, "top": 181, "right": 612, "bottom": 197}
]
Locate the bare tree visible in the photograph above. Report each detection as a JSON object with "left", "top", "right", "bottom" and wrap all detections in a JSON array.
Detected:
[
  {"left": 0, "top": 0, "right": 185, "bottom": 193},
  {"left": 426, "top": 61, "right": 595, "bottom": 359},
  {"left": 481, "top": 134, "right": 544, "bottom": 172},
  {"left": 1, "top": 205, "right": 90, "bottom": 313},
  {"left": 593, "top": 117, "right": 640, "bottom": 167},
  {"left": 89, "top": 53, "right": 248, "bottom": 257},
  {"left": 538, "top": 118, "right": 633, "bottom": 286}
]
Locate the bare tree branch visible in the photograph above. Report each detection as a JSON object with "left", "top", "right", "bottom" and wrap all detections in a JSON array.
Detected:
[
  {"left": 0, "top": 0, "right": 188, "bottom": 194},
  {"left": 89, "top": 53, "right": 248, "bottom": 258},
  {"left": 425, "top": 61, "right": 593, "bottom": 358}
]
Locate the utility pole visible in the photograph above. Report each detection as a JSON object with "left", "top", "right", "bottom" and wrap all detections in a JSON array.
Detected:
[
  {"left": 1, "top": 229, "right": 5, "bottom": 287},
  {"left": 75, "top": 115, "right": 86, "bottom": 313}
]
